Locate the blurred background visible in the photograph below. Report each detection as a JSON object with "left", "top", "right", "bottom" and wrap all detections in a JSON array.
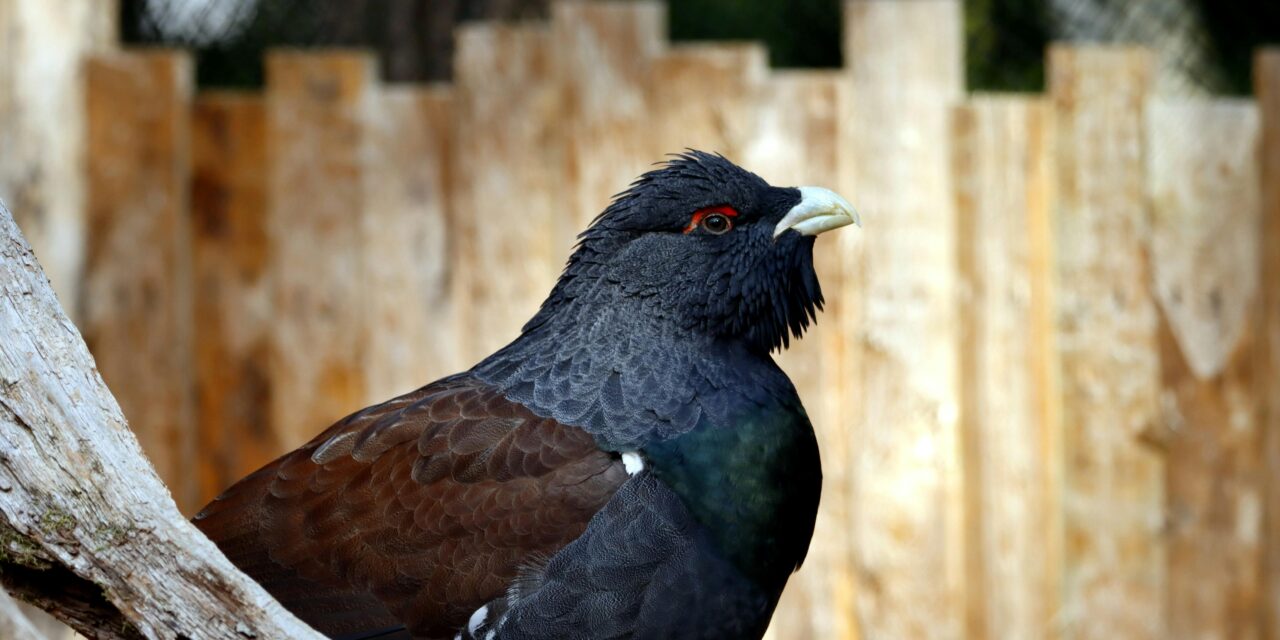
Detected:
[{"left": 3, "top": 0, "right": 1280, "bottom": 638}]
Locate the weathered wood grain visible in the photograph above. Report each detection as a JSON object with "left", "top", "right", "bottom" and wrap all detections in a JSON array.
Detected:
[
  {"left": 839, "top": 1, "right": 965, "bottom": 637},
  {"left": 0, "top": 197, "right": 325, "bottom": 639},
  {"left": 450, "top": 24, "right": 563, "bottom": 364},
  {"left": 1049, "top": 45, "right": 1164, "bottom": 639},
  {"left": 646, "top": 43, "right": 767, "bottom": 163},
  {"left": 0, "top": 0, "right": 116, "bottom": 313},
  {"left": 190, "top": 92, "right": 275, "bottom": 507},
  {"left": 1254, "top": 49, "right": 1280, "bottom": 640},
  {"left": 1147, "top": 99, "right": 1261, "bottom": 640},
  {"left": 953, "top": 96, "right": 1060, "bottom": 640},
  {"left": 364, "top": 86, "right": 458, "bottom": 397},
  {"left": 266, "top": 51, "right": 376, "bottom": 449},
  {"left": 552, "top": 0, "right": 665, "bottom": 248},
  {"left": 83, "top": 50, "right": 197, "bottom": 513}
]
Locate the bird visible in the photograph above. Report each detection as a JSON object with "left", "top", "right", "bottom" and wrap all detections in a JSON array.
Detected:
[{"left": 193, "top": 150, "right": 859, "bottom": 640}]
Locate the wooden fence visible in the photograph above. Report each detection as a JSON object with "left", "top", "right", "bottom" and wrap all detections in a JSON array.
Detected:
[{"left": 6, "top": 0, "right": 1280, "bottom": 638}]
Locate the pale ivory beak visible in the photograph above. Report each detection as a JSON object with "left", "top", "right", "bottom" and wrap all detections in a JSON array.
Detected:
[{"left": 773, "top": 186, "right": 861, "bottom": 239}]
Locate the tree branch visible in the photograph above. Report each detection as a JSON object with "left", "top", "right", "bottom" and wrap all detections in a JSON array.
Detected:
[{"left": 0, "top": 199, "right": 325, "bottom": 639}]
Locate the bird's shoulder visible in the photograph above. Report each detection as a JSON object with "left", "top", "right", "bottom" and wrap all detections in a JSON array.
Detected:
[{"left": 195, "top": 374, "right": 629, "bottom": 639}]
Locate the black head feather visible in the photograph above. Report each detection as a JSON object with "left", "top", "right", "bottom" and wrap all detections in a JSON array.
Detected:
[
  {"left": 476, "top": 151, "right": 832, "bottom": 447},
  {"left": 528, "top": 150, "right": 824, "bottom": 354}
]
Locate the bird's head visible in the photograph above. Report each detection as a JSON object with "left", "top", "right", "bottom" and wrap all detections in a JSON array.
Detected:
[{"left": 540, "top": 151, "right": 859, "bottom": 354}]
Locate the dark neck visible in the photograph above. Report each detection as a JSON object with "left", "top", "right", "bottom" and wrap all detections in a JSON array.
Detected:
[
  {"left": 471, "top": 286, "right": 794, "bottom": 450},
  {"left": 472, "top": 291, "right": 822, "bottom": 592}
]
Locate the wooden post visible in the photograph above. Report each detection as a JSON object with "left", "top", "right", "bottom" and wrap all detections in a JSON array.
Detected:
[
  {"left": 450, "top": 25, "right": 563, "bottom": 363},
  {"left": 190, "top": 92, "right": 275, "bottom": 506},
  {"left": 953, "top": 96, "right": 1059, "bottom": 640},
  {"left": 0, "top": 0, "right": 116, "bottom": 313},
  {"left": 266, "top": 51, "right": 376, "bottom": 449},
  {"left": 839, "top": 1, "right": 965, "bottom": 638},
  {"left": 1147, "top": 98, "right": 1262, "bottom": 640},
  {"left": 646, "top": 43, "right": 767, "bottom": 163},
  {"left": 363, "top": 86, "right": 458, "bottom": 398},
  {"left": 747, "top": 70, "right": 856, "bottom": 640},
  {"left": 83, "top": 51, "right": 197, "bottom": 513},
  {"left": 1049, "top": 45, "right": 1164, "bottom": 639},
  {"left": 0, "top": 589, "right": 45, "bottom": 640},
  {"left": 552, "top": 0, "right": 665, "bottom": 245},
  {"left": 1255, "top": 49, "right": 1280, "bottom": 640}
]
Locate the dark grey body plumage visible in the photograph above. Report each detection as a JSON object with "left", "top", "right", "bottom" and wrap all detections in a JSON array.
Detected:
[
  {"left": 464, "top": 154, "right": 825, "bottom": 637},
  {"left": 196, "top": 152, "right": 837, "bottom": 640}
]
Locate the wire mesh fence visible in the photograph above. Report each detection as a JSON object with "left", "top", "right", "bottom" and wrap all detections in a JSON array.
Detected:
[
  {"left": 120, "top": 0, "right": 551, "bottom": 86},
  {"left": 119, "top": 0, "right": 1275, "bottom": 95}
]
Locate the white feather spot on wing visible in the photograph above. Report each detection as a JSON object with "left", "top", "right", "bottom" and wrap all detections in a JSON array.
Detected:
[
  {"left": 468, "top": 605, "right": 488, "bottom": 635},
  {"left": 622, "top": 451, "right": 645, "bottom": 475}
]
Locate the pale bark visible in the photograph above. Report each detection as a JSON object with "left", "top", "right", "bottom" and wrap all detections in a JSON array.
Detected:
[{"left": 0, "top": 198, "right": 324, "bottom": 639}]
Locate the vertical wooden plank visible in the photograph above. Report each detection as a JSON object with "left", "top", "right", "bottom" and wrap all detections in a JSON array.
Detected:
[
  {"left": 451, "top": 25, "right": 562, "bottom": 364},
  {"left": 1254, "top": 50, "right": 1280, "bottom": 640},
  {"left": 552, "top": 0, "right": 665, "bottom": 245},
  {"left": 0, "top": 0, "right": 116, "bottom": 313},
  {"left": 646, "top": 43, "right": 767, "bottom": 162},
  {"left": 1049, "top": 45, "right": 1163, "bottom": 639},
  {"left": 744, "top": 70, "right": 857, "bottom": 640},
  {"left": 190, "top": 93, "right": 275, "bottom": 506},
  {"left": 267, "top": 51, "right": 375, "bottom": 448},
  {"left": 953, "top": 96, "right": 1059, "bottom": 640},
  {"left": 15, "top": 604, "right": 72, "bottom": 640},
  {"left": 363, "top": 86, "right": 458, "bottom": 398},
  {"left": 839, "top": 2, "right": 964, "bottom": 638},
  {"left": 83, "top": 51, "right": 196, "bottom": 511},
  {"left": 744, "top": 71, "right": 842, "bottom": 188},
  {"left": 1148, "top": 99, "right": 1262, "bottom": 640},
  {"left": 0, "top": 589, "right": 45, "bottom": 640}
]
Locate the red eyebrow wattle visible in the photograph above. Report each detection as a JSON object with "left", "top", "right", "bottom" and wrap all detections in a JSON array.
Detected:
[{"left": 683, "top": 205, "right": 740, "bottom": 234}]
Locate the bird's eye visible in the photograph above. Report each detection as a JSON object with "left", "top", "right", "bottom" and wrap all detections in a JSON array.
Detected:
[
  {"left": 683, "top": 205, "right": 739, "bottom": 235},
  {"left": 701, "top": 214, "right": 732, "bottom": 235}
]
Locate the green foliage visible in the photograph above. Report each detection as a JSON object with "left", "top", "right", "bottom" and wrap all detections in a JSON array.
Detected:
[
  {"left": 670, "top": 0, "right": 1051, "bottom": 91},
  {"left": 0, "top": 523, "right": 53, "bottom": 570},
  {"left": 965, "top": 0, "right": 1050, "bottom": 91},
  {"left": 1193, "top": 0, "right": 1280, "bottom": 95},
  {"left": 668, "top": 0, "right": 843, "bottom": 70},
  {"left": 39, "top": 506, "right": 75, "bottom": 536}
]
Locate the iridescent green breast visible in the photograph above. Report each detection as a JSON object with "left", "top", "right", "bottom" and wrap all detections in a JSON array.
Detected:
[{"left": 642, "top": 400, "right": 822, "bottom": 591}]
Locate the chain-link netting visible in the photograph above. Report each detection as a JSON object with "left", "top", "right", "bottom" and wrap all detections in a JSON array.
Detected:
[
  {"left": 120, "top": 0, "right": 550, "bottom": 86},
  {"left": 124, "top": 0, "right": 259, "bottom": 45},
  {"left": 1050, "top": 0, "right": 1224, "bottom": 95},
  {"left": 120, "top": 0, "right": 1274, "bottom": 95}
]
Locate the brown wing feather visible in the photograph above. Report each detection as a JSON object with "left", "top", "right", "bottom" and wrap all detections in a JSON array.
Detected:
[{"left": 194, "top": 376, "right": 628, "bottom": 639}]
